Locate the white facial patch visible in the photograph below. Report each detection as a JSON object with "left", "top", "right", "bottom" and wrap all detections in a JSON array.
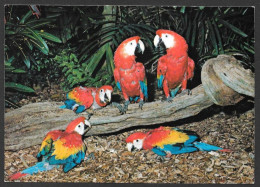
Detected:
[
  {"left": 124, "top": 40, "right": 137, "bottom": 56},
  {"left": 133, "top": 139, "right": 144, "bottom": 150},
  {"left": 161, "top": 33, "right": 175, "bottom": 49},
  {"left": 99, "top": 89, "right": 105, "bottom": 102},
  {"left": 74, "top": 122, "right": 85, "bottom": 135},
  {"left": 154, "top": 34, "right": 160, "bottom": 48}
]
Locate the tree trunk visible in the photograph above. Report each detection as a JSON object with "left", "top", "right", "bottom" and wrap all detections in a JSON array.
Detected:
[{"left": 4, "top": 55, "right": 254, "bottom": 151}]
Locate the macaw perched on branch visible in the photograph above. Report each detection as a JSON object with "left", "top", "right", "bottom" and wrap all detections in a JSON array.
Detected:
[
  {"left": 113, "top": 36, "right": 148, "bottom": 114},
  {"left": 9, "top": 117, "right": 91, "bottom": 181},
  {"left": 126, "top": 126, "right": 231, "bottom": 157},
  {"left": 154, "top": 29, "right": 195, "bottom": 102},
  {"left": 60, "top": 85, "right": 113, "bottom": 118}
]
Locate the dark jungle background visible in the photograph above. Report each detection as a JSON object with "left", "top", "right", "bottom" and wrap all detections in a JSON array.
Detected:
[{"left": 4, "top": 6, "right": 254, "bottom": 108}]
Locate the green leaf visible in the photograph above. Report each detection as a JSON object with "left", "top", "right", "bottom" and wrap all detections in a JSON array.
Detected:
[
  {"left": 105, "top": 45, "right": 114, "bottom": 74},
  {"left": 37, "top": 31, "right": 62, "bottom": 43},
  {"left": 24, "top": 27, "right": 49, "bottom": 53},
  {"left": 20, "top": 11, "right": 32, "bottom": 24},
  {"left": 28, "top": 38, "right": 49, "bottom": 55},
  {"left": 5, "top": 82, "right": 35, "bottom": 93},
  {"left": 219, "top": 19, "right": 248, "bottom": 37},
  {"left": 180, "top": 7, "right": 186, "bottom": 14},
  {"left": 85, "top": 43, "right": 108, "bottom": 76},
  {"left": 11, "top": 69, "right": 27, "bottom": 73},
  {"left": 199, "top": 23, "right": 205, "bottom": 56},
  {"left": 212, "top": 19, "right": 224, "bottom": 54},
  {"left": 23, "top": 57, "right": 30, "bottom": 68},
  {"left": 207, "top": 20, "right": 218, "bottom": 55}
]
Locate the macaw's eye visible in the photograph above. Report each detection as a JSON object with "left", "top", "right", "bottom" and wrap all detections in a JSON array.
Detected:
[
  {"left": 78, "top": 125, "right": 81, "bottom": 128},
  {"left": 130, "top": 42, "right": 133, "bottom": 45},
  {"left": 136, "top": 139, "right": 139, "bottom": 142},
  {"left": 101, "top": 89, "right": 104, "bottom": 92},
  {"left": 165, "top": 35, "right": 168, "bottom": 38}
]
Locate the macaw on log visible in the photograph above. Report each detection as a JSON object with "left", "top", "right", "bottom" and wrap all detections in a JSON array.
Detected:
[
  {"left": 60, "top": 85, "right": 113, "bottom": 118},
  {"left": 154, "top": 29, "right": 195, "bottom": 102},
  {"left": 113, "top": 36, "right": 148, "bottom": 114},
  {"left": 126, "top": 126, "right": 231, "bottom": 157},
  {"left": 9, "top": 117, "right": 91, "bottom": 181}
]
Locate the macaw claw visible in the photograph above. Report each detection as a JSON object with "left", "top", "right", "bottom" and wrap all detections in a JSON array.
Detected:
[
  {"left": 179, "top": 89, "right": 192, "bottom": 97},
  {"left": 86, "top": 112, "right": 93, "bottom": 120},
  {"left": 166, "top": 96, "right": 173, "bottom": 103},
  {"left": 112, "top": 102, "right": 126, "bottom": 114},
  {"left": 139, "top": 100, "right": 144, "bottom": 110}
]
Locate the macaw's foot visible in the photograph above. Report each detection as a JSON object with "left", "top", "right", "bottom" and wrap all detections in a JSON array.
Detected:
[
  {"left": 166, "top": 96, "right": 173, "bottom": 103},
  {"left": 85, "top": 112, "right": 93, "bottom": 120},
  {"left": 139, "top": 100, "right": 144, "bottom": 110},
  {"left": 123, "top": 100, "right": 130, "bottom": 113},
  {"left": 156, "top": 155, "right": 171, "bottom": 162},
  {"left": 178, "top": 89, "right": 192, "bottom": 97},
  {"left": 111, "top": 102, "right": 125, "bottom": 114}
]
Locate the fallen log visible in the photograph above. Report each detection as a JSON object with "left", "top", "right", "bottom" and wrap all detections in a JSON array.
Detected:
[{"left": 5, "top": 55, "right": 254, "bottom": 151}]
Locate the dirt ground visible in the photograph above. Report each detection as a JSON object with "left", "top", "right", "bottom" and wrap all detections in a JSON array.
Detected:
[{"left": 4, "top": 85, "right": 255, "bottom": 183}]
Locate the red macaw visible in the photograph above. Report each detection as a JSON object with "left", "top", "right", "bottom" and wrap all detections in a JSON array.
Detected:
[
  {"left": 154, "top": 29, "right": 195, "bottom": 102},
  {"left": 60, "top": 85, "right": 113, "bottom": 118},
  {"left": 126, "top": 126, "right": 231, "bottom": 157},
  {"left": 9, "top": 117, "right": 91, "bottom": 181},
  {"left": 113, "top": 36, "right": 148, "bottom": 114}
]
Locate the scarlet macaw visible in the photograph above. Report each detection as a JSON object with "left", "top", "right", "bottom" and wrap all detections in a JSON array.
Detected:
[
  {"left": 113, "top": 36, "right": 148, "bottom": 114},
  {"left": 60, "top": 85, "right": 113, "bottom": 117},
  {"left": 154, "top": 29, "right": 195, "bottom": 102},
  {"left": 9, "top": 117, "right": 91, "bottom": 180},
  {"left": 126, "top": 126, "right": 231, "bottom": 157}
]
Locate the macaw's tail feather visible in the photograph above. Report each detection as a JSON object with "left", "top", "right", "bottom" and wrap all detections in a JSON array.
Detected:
[
  {"left": 219, "top": 148, "right": 232, "bottom": 152},
  {"left": 59, "top": 105, "right": 67, "bottom": 109},
  {"left": 194, "top": 142, "right": 224, "bottom": 152},
  {"left": 9, "top": 162, "right": 57, "bottom": 181},
  {"left": 9, "top": 172, "right": 27, "bottom": 181}
]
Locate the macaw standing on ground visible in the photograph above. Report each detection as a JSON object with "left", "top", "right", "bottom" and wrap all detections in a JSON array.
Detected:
[
  {"left": 9, "top": 117, "right": 91, "bottom": 181},
  {"left": 60, "top": 85, "right": 113, "bottom": 118},
  {"left": 154, "top": 29, "right": 195, "bottom": 102},
  {"left": 126, "top": 126, "right": 231, "bottom": 157},
  {"left": 112, "top": 36, "right": 148, "bottom": 114}
]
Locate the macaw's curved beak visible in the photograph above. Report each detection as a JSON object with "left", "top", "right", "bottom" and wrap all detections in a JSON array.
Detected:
[
  {"left": 84, "top": 120, "right": 91, "bottom": 133},
  {"left": 135, "top": 40, "right": 145, "bottom": 54},
  {"left": 127, "top": 142, "right": 134, "bottom": 152},
  {"left": 104, "top": 93, "right": 110, "bottom": 103},
  {"left": 154, "top": 34, "right": 162, "bottom": 48}
]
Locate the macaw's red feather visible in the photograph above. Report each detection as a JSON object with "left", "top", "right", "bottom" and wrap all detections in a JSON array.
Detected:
[
  {"left": 65, "top": 116, "right": 86, "bottom": 133},
  {"left": 114, "top": 36, "right": 140, "bottom": 69},
  {"left": 156, "top": 29, "right": 195, "bottom": 97},
  {"left": 68, "top": 87, "right": 94, "bottom": 109},
  {"left": 52, "top": 132, "right": 85, "bottom": 160},
  {"left": 142, "top": 127, "right": 190, "bottom": 150},
  {"left": 113, "top": 36, "right": 147, "bottom": 101},
  {"left": 9, "top": 172, "right": 27, "bottom": 181},
  {"left": 126, "top": 132, "right": 147, "bottom": 143}
]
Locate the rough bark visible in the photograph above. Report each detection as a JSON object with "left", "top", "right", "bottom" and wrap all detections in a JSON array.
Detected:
[{"left": 4, "top": 55, "right": 254, "bottom": 151}]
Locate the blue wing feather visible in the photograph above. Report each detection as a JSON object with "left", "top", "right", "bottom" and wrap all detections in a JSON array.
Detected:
[
  {"left": 139, "top": 81, "right": 148, "bottom": 99},
  {"left": 116, "top": 82, "right": 122, "bottom": 91},
  {"left": 158, "top": 75, "right": 164, "bottom": 89}
]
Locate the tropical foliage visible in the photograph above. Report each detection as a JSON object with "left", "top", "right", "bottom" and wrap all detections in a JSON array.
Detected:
[{"left": 5, "top": 5, "right": 254, "bottom": 107}]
